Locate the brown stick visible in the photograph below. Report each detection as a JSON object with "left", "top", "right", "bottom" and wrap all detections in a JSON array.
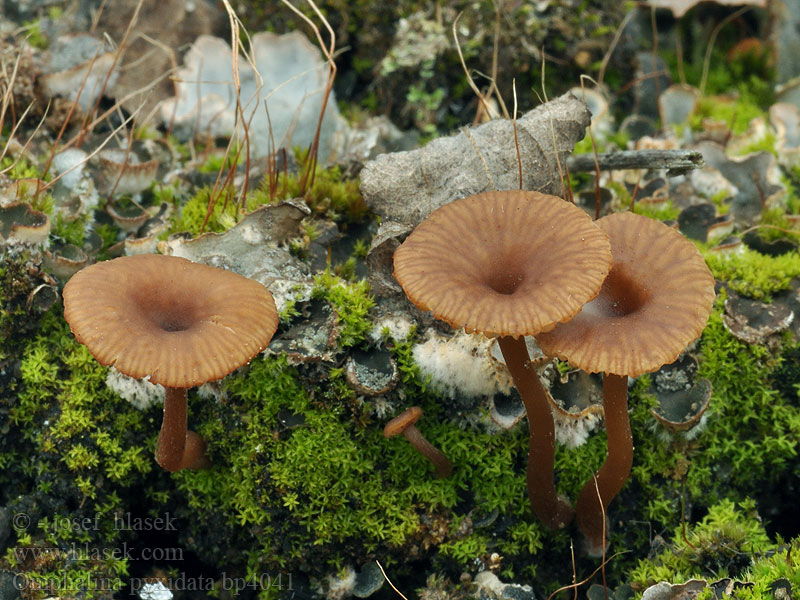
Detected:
[
  {"left": 567, "top": 150, "right": 703, "bottom": 175},
  {"left": 498, "top": 336, "right": 574, "bottom": 529},
  {"left": 575, "top": 373, "right": 633, "bottom": 555},
  {"left": 402, "top": 425, "right": 452, "bottom": 479},
  {"left": 384, "top": 406, "right": 452, "bottom": 478}
]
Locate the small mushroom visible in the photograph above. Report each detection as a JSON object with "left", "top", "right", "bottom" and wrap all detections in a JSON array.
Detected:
[
  {"left": 0, "top": 178, "right": 47, "bottom": 206},
  {"left": 43, "top": 243, "right": 89, "bottom": 279},
  {"left": 678, "top": 203, "right": 732, "bottom": 243},
  {"left": 709, "top": 236, "right": 743, "bottom": 255},
  {"left": 538, "top": 211, "right": 715, "bottom": 554},
  {"left": 635, "top": 178, "right": 671, "bottom": 214},
  {"left": 384, "top": 406, "right": 452, "bottom": 478},
  {"left": 490, "top": 390, "right": 527, "bottom": 430},
  {"left": 106, "top": 198, "right": 150, "bottom": 232},
  {"left": 652, "top": 378, "right": 712, "bottom": 433},
  {"left": 345, "top": 346, "right": 398, "bottom": 396},
  {"left": 62, "top": 254, "right": 279, "bottom": 471},
  {"left": 723, "top": 295, "right": 794, "bottom": 345},
  {"left": 549, "top": 370, "right": 605, "bottom": 449},
  {"left": 0, "top": 202, "right": 51, "bottom": 244},
  {"left": 94, "top": 148, "right": 159, "bottom": 196},
  {"left": 650, "top": 354, "right": 712, "bottom": 433},
  {"left": 394, "top": 190, "right": 613, "bottom": 529}
]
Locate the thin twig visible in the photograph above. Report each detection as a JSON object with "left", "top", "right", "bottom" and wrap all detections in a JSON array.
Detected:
[
  {"left": 630, "top": 169, "right": 643, "bottom": 212},
  {"left": 0, "top": 48, "right": 23, "bottom": 135},
  {"left": 219, "top": 0, "right": 256, "bottom": 220},
  {"left": 453, "top": 12, "right": 500, "bottom": 120},
  {"left": 569, "top": 540, "right": 578, "bottom": 600},
  {"left": 0, "top": 102, "right": 48, "bottom": 176},
  {"left": 279, "top": 0, "right": 337, "bottom": 196},
  {"left": 545, "top": 550, "right": 628, "bottom": 600},
  {"left": 38, "top": 48, "right": 104, "bottom": 191},
  {"left": 540, "top": 44, "right": 549, "bottom": 104},
  {"left": 700, "top": 7, "right": 750, "bottom": 95},
  {"left": 106, "top": 114, "right": 139, "bottom": 201},
  {"left": 578, "top": 75, "right": 603, "bottom": 220},
  {"left": 512, "top": 79, "right": 522, "bottom": 190},
  {"left": 650, "top": 6, "right": 661, "bottom": 107},
  {"left": 375, "top": 561, "right": 408, "bottom": 600},
  {"left": 599, "top": 475, "right": 608, "bottom": 600},
  {"left": 77, "top": 0, "right": 145, "bottom": 147},
  {"left": 598, "top": 9, "right": 635, "bottom": 88},
  {"left": 39, "top": 108, "right": 141, "bottom": 194}
]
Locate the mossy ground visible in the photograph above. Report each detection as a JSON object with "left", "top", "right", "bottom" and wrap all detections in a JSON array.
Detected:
[
  {"left": 3, "top": 218, "right": 800, "bottom": 598},
  {"left": 2, "top": 4, "right": 800, "bottom": 599}
]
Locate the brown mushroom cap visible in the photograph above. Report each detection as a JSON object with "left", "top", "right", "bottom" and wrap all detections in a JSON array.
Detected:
[
  {"left": 537, "top": 212, "right": 716, "bottom": 377},
  {"left": 393, "top": 190, "right": 613, "bottom": 338},
  {"left": 384, "top": 406, "right": 423, "bottom": 437},
  {"left": 63, "top": 254, "right": 279, "bottom": 387}
]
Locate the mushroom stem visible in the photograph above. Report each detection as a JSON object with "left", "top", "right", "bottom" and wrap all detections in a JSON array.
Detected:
[
  {"left": 183, "top": 431, "right": 212, "bottom": 470},
  {"left": 402, "top": 425, "right": 453, "bottom": 478},
  {"left": 156, "top": 387, "right": 187, "bottom": 471},
  {"left": 498, "top": 336, "right": 574, "bottom": 530},
  {"left": 155, "top": 387, "right": 210, "bottom": 472},
  {"left": 575, "top": 373, "right": 633, "bottom": 555}
]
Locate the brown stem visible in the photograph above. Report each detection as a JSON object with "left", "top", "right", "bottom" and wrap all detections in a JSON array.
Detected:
[
  {"left": 403, "top": 425, "right": 452, "bottom": 478},
  {"left": 183, "top": 431, "right": 212, "bottom": 470},
  {"left": 576, "top": 373, "right": 633, "bottom": 555},
  {"left": 498, "top": 336, "right": 574, "bottom": 529},
  {"left": 155, "top": 387, "right": 210, "bottom": 472}
]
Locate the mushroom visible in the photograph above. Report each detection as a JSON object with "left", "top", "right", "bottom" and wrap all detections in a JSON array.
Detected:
[
  {"left": 62, "top": 254, "right": 279, "bottom": 472},
  {"left": 393, "top": 190, "right": 613, "bottom": 529},
  {"left": 384, "top": 406, "right": 452, "bottom": 478},
  {"left": 537, "top": 211, "right": 715, "bottom": 553}
]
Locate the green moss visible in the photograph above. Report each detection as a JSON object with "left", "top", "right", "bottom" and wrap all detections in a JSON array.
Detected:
[
  {"left": 1, "top": 309, "right": 156, "bottom": 597},
  {"left": 689, "top": 95, "right": 766, "bottom": 136},
  {"left": 198, "top": 151, "right": 238, "bottom": 174},
  {"left": 782, "top": 172, "right": 800, "bottom": 214},
  {"left": 5, "top": 521, "right": 126, "bottom": 599},
  {"left": 630, "top": 499, "right": 785, "bottom": 589},
  {"left": 21, "top": 18, "right": 48, "bottom": 49},
  {"left": 51, "top": 211, "right": 89, "bottom": 246},
  {"left": 170, "top": 187, "right": 243, "bottom": 235},
  {"left": 257, "top": 150, "right": 367, "bottom": 223},
  {"left": 702, "top": 246, "right": 800, "bottom": 300},
  {"left": 691, "top": 300, "right": 800, "bottom": 495},
  {"left": 751, "top": 207, "right": 800, "bottom": 244},
  {"left": 438, "top": 530, "right": 489, "bottom": 564},
  {"left": 93, "top": 222, "right": 120, "bottom": 251},
  {"left": 632, "top": 200, "right": 680, "bottom": 222},
  {"left": 11, "top": 312, "right": 153, "bottom": 479},
  {"left": 735, "top": 130, "right": 777, "bottom": 157},
  {"left": 0, "top": 156, "right": 47, "bottom": 181},
  {"left": 709, "top": 190, "right": 731, "bottom": 214},
  {"left": 312, "top": 269, "right": 375, "bottom": 347},
  {"left": 171, "top": 150, "right": 366, "bottom": 237},
  {"left": 168, "top": 331, "right": 555, "bottom": 577}
]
